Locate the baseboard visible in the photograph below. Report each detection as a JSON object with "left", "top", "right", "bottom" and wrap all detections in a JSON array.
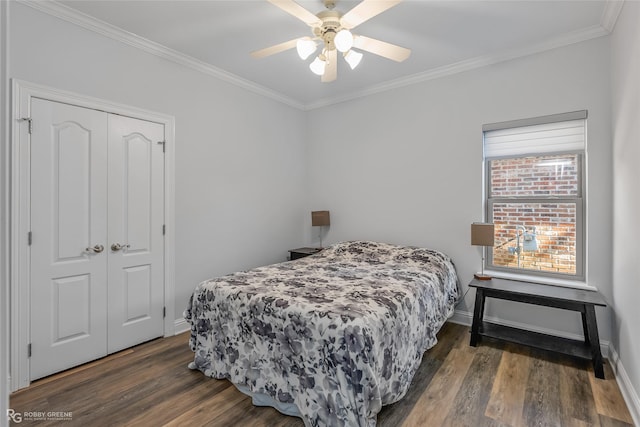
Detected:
[
  {"left": 449, "top": 309, "right": 473, "bottom": 326},
  {"left": 450, "top": 309, "right": 610, "bottom": 359},
  {"left": 608, "top": 345, "right": 640, "bottom": 426},
  {"left": 174, "top": 317, "right": 190, "bottom": 335}
]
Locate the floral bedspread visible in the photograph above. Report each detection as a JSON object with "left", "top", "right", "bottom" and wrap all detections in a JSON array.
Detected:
[{"left": 184, "top": 241, "right": 459, "bottom": 426}]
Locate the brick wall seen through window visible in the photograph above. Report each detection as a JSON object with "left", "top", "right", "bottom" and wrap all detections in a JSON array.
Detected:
[{"left": 488, "top": 154, "right": 579, "bottom": 275}]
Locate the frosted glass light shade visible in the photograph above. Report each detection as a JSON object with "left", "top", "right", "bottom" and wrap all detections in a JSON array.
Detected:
[
  {"left": 309, "top": 56, "right": 326, "bottom": 75},
  {"left": 296, "top": 38, "right": 317, "bottom": 60},
  {"left": 334, "top": 29, "right": 354, "bottom": 53},
  {"left": 344, "top": 50, "right": 363, "bottom": 70}
]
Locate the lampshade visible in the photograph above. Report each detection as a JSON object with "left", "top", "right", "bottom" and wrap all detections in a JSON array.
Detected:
[
  {"left": 309, "top": 56, "right": 326, "bottom": 76},
  {"left": 343, "top": 50, "right": 363, "bottom": 70},
  {"left": 334, "top": 29, "right": 354, "bottom": 53},
  {"left": 311, "top": 211, "right": 330, "bottom": 226},
  {"left": 471, "top": 223, "right": 495, "bottom": 246},
  {"left": 296, "top": 38, "right": 317, "bottom": 60}
]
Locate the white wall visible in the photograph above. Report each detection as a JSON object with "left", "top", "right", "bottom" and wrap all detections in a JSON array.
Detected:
[
  {"left": 307, "top": 37, "right": 613, "bottom": 343},
  {"left": 8, "top": 2, "right": 308, "bottom": 323},
  {"left": 4, "top": 2, "right": 634, "bottom": 422},
  {"left": 611, "top": 1, "right": 640, "bottom": 422}
]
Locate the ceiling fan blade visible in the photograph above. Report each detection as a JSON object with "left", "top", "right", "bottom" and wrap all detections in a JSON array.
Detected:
[
  {"left": 322, "top": 49, "right": 337, "bottom": 82},
  {"left": 268, "top": 0, "right": 322, "bottom": 26},
  {"left": 340, "top": 0, "right": 401, "bottom": 30},
  {"left": 353, "top": 35, "right": 410, "bottom": 62},
  {"left": 250, "top": 38, "right": 300, "bottom": 59}
]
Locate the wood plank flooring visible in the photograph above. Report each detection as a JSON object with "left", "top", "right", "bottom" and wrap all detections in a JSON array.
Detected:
[{"left": 9, "top": 322, "right": 634, "bottom": 426}]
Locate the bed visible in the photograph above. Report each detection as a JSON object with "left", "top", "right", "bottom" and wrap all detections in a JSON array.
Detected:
[{"left": 184, "top": 240, "right": 459, "bottom": 426}]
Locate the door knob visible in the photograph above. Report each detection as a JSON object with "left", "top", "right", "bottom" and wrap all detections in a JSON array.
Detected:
[
  {"left": 86, "top": 244, "right": 104, "bottom": 253},
  {"left": 111, "top": 243, "right": 130, "bottom": 251}
]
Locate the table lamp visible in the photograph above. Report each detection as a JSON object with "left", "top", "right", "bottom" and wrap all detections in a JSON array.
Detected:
[
  {"left": 471, "top": 222, "right": 495, "bottom": 280},
  {"left": 311, "top": 211, "right": 330, "bottom": 248}
]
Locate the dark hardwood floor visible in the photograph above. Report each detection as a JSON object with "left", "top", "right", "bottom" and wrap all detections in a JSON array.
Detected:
[{"left": 9, "top": 322, "right": 634, "bottom": 426}]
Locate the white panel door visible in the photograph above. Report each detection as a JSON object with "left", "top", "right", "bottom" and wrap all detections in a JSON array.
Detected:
[
  {"left": 30, "top": 99, "right": 108, "bottom": 380},
  {"left": 107, "top": 114, "right": 164, "bottom": 353}
]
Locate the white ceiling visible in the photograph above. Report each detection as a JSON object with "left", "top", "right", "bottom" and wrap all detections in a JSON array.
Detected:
[{"left": 51, "top": 0, "right": 615, "bottom": 109}]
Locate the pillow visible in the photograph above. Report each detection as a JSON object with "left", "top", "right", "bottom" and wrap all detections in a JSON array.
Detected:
[
  {"left": 322, "top": 241, "right": 402, "bottom": 264},
  {"left": 321, "top": 240, "right": 451, "bottom": 268}
]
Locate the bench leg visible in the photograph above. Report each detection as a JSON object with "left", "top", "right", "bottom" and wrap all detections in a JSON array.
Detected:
[
  {"left": 581, "top": 311, "right": 590, "bottom": 346},
  {"left": 470, "top": 289, "right": 485, "bottom": 347},
  {"left": 584, "top": 305, "right": 604, "bottom": 379}
]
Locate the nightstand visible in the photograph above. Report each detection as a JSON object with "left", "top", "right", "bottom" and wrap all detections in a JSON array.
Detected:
[{"left": 288, "top": 247, "right": 321, "bottom": 260}]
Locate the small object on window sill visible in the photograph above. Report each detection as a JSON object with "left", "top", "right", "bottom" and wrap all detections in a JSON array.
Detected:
[{"left": 474, "top": 273, "right": 492, "bottom": 281}]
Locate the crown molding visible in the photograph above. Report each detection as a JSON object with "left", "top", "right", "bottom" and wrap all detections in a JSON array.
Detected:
[
  {"left": 20, "top": 0, "right": 614, "bottom": 112},
  {"left": 18, "top": 0, "right": 305, "bottom": 110},
  {"left": 600, "top": 0, "right": 625, "bottom": 33},
  {"left": 305, "top": 24, "right": 609, "bottom": 110}
]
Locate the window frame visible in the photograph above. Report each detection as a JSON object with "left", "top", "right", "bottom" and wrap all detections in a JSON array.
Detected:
[{"left": 482, "top": 113, "right": 587, "bottom": 282}]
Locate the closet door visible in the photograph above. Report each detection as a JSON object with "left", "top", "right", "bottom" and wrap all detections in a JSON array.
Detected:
[
  {"left": 107, "top": 114, "right": 165, "bottom": 353},
  {"left": 30, "top": 99, "right": 109, "bottom": 380},
  {"left": 29, "top": 100, "right": 166, "bottom": 380}
]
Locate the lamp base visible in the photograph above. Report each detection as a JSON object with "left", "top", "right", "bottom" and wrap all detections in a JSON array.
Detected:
[{"left": 474, "top": 273, "right": 492, "bottom": 281}]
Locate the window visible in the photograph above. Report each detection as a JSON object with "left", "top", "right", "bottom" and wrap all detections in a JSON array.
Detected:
[{"left": 483, "top": 111, "right": 586, "bottom": 280}]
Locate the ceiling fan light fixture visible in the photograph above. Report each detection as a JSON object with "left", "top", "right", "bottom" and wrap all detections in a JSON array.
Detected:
[
  {"left": 254, "top": 0, "right": 410, "bottom": 82},
  {"left": 309, "top": 55, "right": 326, "bottom": 76},
  {"left": 344, "top": 49, "right": 363, "bottom": 70},
  {"left": 334, "top": 29, "right": 354, "bottom": 53},
  {"left": 296, "top": 38, "right": 317, "bottom": 60}
]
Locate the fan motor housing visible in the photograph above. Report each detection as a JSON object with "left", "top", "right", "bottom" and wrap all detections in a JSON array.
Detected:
[{"left": 314, "top": 10, "right": 342, "bottom": 50}]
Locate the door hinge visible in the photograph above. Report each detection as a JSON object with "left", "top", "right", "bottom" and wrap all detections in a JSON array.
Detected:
[
  {"left": 27, "top": 343, "right": 32, "bottom": 358},
  {"left": 157, "top": 140, "right": 166, "bottom": 153},
  {"left": 19, "top": 117, "right": 33, "bottom": 134},
  {"left": 28, "top": 231, "right": 32, "bottom": 246},
  {"left": 163, "top": 307, "right": 166, "bottom": 318},
  {"left": 162, "top": 224, "right": 166, "bottom": 235}
]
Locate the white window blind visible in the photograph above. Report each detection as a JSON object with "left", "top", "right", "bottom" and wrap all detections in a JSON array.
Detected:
[
  {"left": 482, "top": 110, "right": 587, "bottom": 281},
  {"left": 483, "top": 111, "right": 586, "bottom": 158}
]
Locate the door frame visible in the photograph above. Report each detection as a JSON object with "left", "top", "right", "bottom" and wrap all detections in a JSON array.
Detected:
[{"left": 10, "top": 79, "right": 176, "bottom": 391}]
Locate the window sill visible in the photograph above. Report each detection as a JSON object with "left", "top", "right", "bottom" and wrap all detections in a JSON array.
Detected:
[{"left": 482, "top": 270, "right": 597, "bottom": 291}]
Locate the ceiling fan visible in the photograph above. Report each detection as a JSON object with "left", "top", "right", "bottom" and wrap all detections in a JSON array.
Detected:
[{"left": 251, "top": 0, "right": 411, "bottom": 82}]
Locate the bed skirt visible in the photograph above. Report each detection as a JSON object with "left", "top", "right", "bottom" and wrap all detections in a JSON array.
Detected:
[{"left": 188, "top": 361, "right": 303, "bottom": 419}]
